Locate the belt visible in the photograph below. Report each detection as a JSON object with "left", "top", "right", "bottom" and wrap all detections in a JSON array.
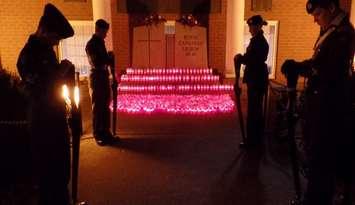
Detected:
[{"left": 91, "top": 67, "right": 108, "bottom": 73}]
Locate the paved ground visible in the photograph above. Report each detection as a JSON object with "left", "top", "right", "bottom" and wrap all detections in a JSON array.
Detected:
[
  {"left": 75, "top": 81, "right": 297, "bottom": 205},
  {"left": 1, "top": 80, "right": 354, "bottom": 205}
]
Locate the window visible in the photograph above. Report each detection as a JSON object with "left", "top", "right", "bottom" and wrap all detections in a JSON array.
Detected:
[
  {"left": 242, "top": 20, "right": 279, "bottom": 79},
  {"left": 59, "top": 21, "right": 94, "bottom": 78}
]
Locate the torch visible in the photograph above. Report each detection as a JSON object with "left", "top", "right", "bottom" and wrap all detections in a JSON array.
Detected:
[
  {"left": 63, "top": 71, "right": 87, "bottom": 205},
  {"left": 70, "top": 72, "right": 84, "bottom": 205}
]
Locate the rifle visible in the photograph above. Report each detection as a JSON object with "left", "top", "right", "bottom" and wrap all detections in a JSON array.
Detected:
[
  {"left": 233, "top": 55, "right": 247, "bottom": 147},
  {"left": 108, "top": 52, "right": 118, "bottom": 137}
]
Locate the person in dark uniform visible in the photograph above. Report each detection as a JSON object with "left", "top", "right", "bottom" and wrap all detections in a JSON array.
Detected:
[
  {"left": 17, "top": 3, "right": 75, "bottom": 204},
  {"left": 86, "top": 19, "right": 117, "bottom": 146},
  {"left": 234, "top": 15, "right": 269, "bottom": 146},
  {"left": 282, "top": 0, "right": 354, "bottom": 204}
]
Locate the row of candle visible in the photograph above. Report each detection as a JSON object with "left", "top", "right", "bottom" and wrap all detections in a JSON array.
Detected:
[
  {"left": 118, "top": 84, "right": 234, "bottom": 94},
  {"left": 125, "top": 68, "right": 214, "bottom": 75},
  {"left": 110, "top": 94, "right": 235, "bottom": 114},
  {"left": 120, "top": 75, "right": 220, "bottom": 84}
]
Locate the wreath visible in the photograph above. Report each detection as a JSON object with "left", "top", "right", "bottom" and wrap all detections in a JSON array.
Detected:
[
  {"left": 143, "top": 13, "right": 167, "bottom": 26},
  {"left": 176, "top": 14, "right": 200, "bottom": 27}
]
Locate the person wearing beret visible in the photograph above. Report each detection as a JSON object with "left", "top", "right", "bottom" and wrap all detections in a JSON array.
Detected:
[
  {"left": 234, "top": 15, "right": 269, "bottom": 147},
  {"left": 86, "top": 19, "right": 118, "bottom": 146},
  {"left": 17, "top": 3, "right": 75, "bottom": 205},
  {"left": 282, "top": 0, "right": 354, "bottom": 204}
]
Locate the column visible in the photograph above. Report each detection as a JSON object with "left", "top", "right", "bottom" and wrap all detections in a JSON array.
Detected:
[
  {"left": 225, "top": 0, "right": 245, "bottom": 78},
  {"left": 92, "top": 0, "right": 113, "bottom": 51},
  {"left": 351, "top": 0, "right": 355, "bottom": 26},
  {"left": 351, "top": 0, "right": 355, "bottom": 70},
  {"left": 0, "top": 49, "right": 2, "bottom": 68}
]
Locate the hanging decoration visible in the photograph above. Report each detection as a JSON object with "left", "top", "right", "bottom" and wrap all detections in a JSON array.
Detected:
[
  {"left": 143, "top": 13, "right": 167, "bottom": 26},
  {"left": 176, "top": 14, "right": 200, "bottom": 26}
]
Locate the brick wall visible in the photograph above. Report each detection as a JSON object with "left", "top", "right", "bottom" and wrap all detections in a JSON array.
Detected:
[
  {"left": 245, "top": 0, "right": 318, "bottom": 82},
  {"left": 110, "top": 0, "right": 186, "bottom": 72},
  {"left": 1, "top": 0, "right": 352, "bottom": 75},
  {"left": 340, "top": 0, "right": 352, "bottom": 13},
  {"left": 46, "top": 0, "right": 92, "bottom": 20},
  {"left": 209, "top": 0, "right": 227, "bottom": 73},
  {"left": 110, "top": 0, "right": 130, "bottom": 73},
  {"left": 0, "top": 0, "right": 44, "bottom": 73},
  {"left": 0, "top": 0, "right": 92, "bottom": 73},
  {"left": 245, "top": 0, "right": 353, "bottom": 82},
  {"left": 110, "top": 0, "right": 227, "bottom": 73}
]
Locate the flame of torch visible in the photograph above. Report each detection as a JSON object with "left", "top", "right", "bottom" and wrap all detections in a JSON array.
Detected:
[
  {"left": 62, "top": 84, "right": 71, "bottom": 106},
  {"left": 74, "top": 86, "right": 80, "bottom": 108}
]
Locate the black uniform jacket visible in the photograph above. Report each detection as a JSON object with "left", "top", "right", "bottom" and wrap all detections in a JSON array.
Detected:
[
  {"left": 298, "top": 12, "right": 355, "bottom": 149},
  {"left": 239, "top": 31, "right": 269, "bottom": 91},
  {"left": 17, "top": 35, "right": 68, "bottom": 145},
  {"left": 85, "top": 34, "right": 111, "bottom": 70}
]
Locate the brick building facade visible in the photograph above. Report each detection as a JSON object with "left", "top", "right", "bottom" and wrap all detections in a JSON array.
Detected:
[
  {"left": 0, "top": 0, "right": 353, "bottom": 81},
  {"left": 0, "top": 0, "right": 92, "bottom": 73}
]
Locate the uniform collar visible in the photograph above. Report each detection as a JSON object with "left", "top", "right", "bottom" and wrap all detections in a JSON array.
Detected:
[
  {"left": 329, "top": 11, "right": 346, "bottom": 27},
  {"left": 321, "top": 11, "right": 346, "bottom": 34},
  {"left": 313, "top": 11, "right": 347, "bottom": 53},
  {"left": 251, "top": 30, "right": 264, "bottom": 40},
  {"left": 93, "top": 34, "right": 105, "bottom": 42},
  {"left": 28, "top": 34, "right": 52, "bottom": 49}
]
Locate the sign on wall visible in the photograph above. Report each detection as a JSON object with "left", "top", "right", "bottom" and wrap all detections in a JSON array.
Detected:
[{"left": 174, "top": 22, "right": 208, "bottom": 68}]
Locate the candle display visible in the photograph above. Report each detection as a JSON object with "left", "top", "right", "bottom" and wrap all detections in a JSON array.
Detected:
[
  {"left": 110, "top": 94, "right": 235, "bottom": 114},
  {"left": 126, "top": 67, "right": 213, "bottom": 75},
  {"left": 118, "top": 84, "right": 233, "bottom": 94},
  {"left": 112, "top": 67, "right": 236, "bottom": 115},
  {"left": 121, "top": 74, "right": 220, "bottom": 84}
]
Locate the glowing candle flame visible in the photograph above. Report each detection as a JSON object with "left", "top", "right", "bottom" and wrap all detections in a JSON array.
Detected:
[
  {"left": 74, "top": 86, "right": 80, "bottom": 108},
  {"left": 62, "top": 84, "right": 71, "bottom": 106}
]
